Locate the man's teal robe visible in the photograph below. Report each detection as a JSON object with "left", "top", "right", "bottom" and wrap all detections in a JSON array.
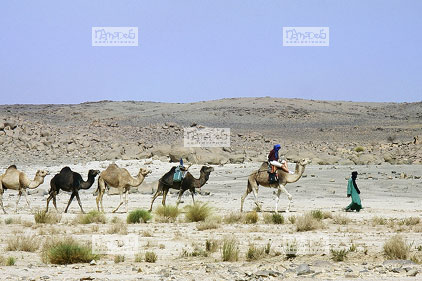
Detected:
[{"left": 346, "top": 178, "right": 362, "bottom": 211}]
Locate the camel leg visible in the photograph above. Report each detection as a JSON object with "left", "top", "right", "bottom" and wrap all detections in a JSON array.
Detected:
[
  {"left": 15, "top": 191, "right": 22, "bottom": 213},
  {"left": 176, "top": 189, "right": 186, "bottom": 206},
  {"left": 23, "top": 189, "right": 31, "bottom": 210},
  {"left": 46, "top": 193, "right": 52, "bottom": 212},
  {"left": 96, "top": 178, "right": 105, "bottom": 212},
  {"left": 0, "top": 188, "right": 7, "bottom": 214},
  {"left": 124, "top": 191, "right": 128, "bottom": 213},
  {"left": 251, "top": 186, "right": 262, "bottom": 211},
  {"left": 112, "top": 189, "right": 124, "bottom": 213},
  {"left": 161, "top": 189, "right": 169, "bottom": 207},
  {"left": 75, "top": 192, "right": 85, "bottom": 214},
  {"left": 279, "top": 184, "right": 292, "bottom": 213},
  {"left": 275, "top": 188, "right": 282, "bottom": 214},
  {"left": 64, "top": 193, "right": 76, "bottom": 213},
  {"left": 52, "top": 195, "right": 57, "bottom": 212},
  {"left": 191, "top": 191, "right": 195, "bottom": 205},
  {"left": 149, "top": 189, "right": 162, "bottom": 212}
]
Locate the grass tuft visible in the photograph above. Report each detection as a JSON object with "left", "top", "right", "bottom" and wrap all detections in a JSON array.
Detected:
[
  {"left": 221, "top": 236, "right": 239, "bottom": 262},
  {"left": 154, "top": 205, "right": 180, "bottom": 222},
  {"left": 127, "top": 209, "right": 152, "bottom": 224},
  {"left": 296, "top": 213, "right": 323, "bottom": 232},
  {"left": 34, "top": 210, "right": 61, "bottom": 224},
  {"left": 6, "top": 235, "right": 40, "bottom": 252},
  {"left": 76, "top": 210, "right": 106, "bottom": 224},
  {"left": 383, "top": 234, "right": 410, "bottom": 260},
  {"left": 224, "top": 212, "right": 244, "bottom": 224},
  {"left": 41, "top": 237, "right": 98, "bottom": 264},
  {"left": 185, "top": 202, "right": 212, "bottom": 222},
  {"left": 246, "top": 244, "right": 266, "bottom": 261},
  {"left": 244, "top": 211, "right": 258, "bottom": 224},
  {"left": 331, "top": 248, "right": 348, "bottom": 262},
  {"left": 145, "top": 251, "right": 157, "bottom": 263}
]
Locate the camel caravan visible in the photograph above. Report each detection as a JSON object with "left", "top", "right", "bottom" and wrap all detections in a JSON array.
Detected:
[{"left": 0, "top": 145, "right": 311, "bottom": 214}]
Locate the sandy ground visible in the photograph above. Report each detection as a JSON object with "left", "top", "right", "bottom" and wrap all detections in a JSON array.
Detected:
[{"left": 0, "top": 159, "right": 422, "bottom": 280}]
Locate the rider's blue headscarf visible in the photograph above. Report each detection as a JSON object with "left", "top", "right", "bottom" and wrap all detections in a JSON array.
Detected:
[
  {"left": 180, "top": 158, "right": 184, "bottom": 166},
  {"left": 274, "top": 144, "right": 281, "bottom": 159}
]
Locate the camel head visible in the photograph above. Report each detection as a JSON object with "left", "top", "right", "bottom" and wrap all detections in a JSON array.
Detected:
[
  {"left": 36, "top": 170, "right": 49, "bottom": 178},
  {"left": 200, "top": 166, "right": 214, "bottom": 174},
  {"left": 138, "top": 168, "right": 152, "bottom": 177},
  {"left": 88, "top": 169, "right": 101, "bottom": 177},
  {"left": 299, "top": 158, "right": 312, "bottom": 166}
]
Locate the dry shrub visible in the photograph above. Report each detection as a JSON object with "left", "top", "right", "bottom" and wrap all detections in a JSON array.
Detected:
[
  {"left": 244, "top": 211, "right": 258, "bottom": 224},
  {"left": 76, "top": 210, "right": 106, "bottom": 224},
  {"left": 197, "top": 216, "right": 221, "bottom": 231},
  {"left": 145, "top": 251, "right": 157, "bottom": 263},
  {"left": 333, "top": 214, "right": 351, "bottom": 225},
  {"left": 224, "top": 212, "right": 244, "bottom": 224},
  {"left": 185, "top": 202, "right": 212, "bottom": 222},
  {"left": 246, "top": 244, "right": 266, "bottom": 261},
  {"left": 221, "top": 236, "right": 239, "bottom": 262},
  {"left": 206, "top": 239, "right": 220, "bottom": 253},
  {"left": 296, "top": 213, "right": 323, "bottom": 232},
  {"left": 127, "top": 209, "right": 152, "bottom": 224},
  {"left": 41, "top": 237, "right": 98, "bottom": 264},
  {"left": 154, "top": 205, "right": 180, "bottom": 222},
  {"left": 383, "top": 234, "right": 410, "bottom": 260},
  {"left": 34, "top": 210, "right": 61, "bottom": 224},
  {"left": 6, "top": 235, "right": 40, "bottom": 252},
  {"left": 331, "top": 248, "right": 348, "bottom": 262}
]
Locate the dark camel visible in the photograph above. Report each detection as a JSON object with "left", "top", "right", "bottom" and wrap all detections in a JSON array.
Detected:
[
  {"left": 46, "top": 167, "right": 100, "bottom": 213},
  {"left": 149, "top": 166, "right": 214, "bottom": 211}
]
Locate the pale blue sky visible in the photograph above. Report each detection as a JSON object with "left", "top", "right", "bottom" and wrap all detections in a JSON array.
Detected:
[{"left": 0, "top": 0, "right": 421, "bottom": 104}]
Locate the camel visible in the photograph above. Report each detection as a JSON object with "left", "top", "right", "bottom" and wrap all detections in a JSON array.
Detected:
[
  {"left": 46, "top": 167, "right": 100, "bottom": 213},
  {"left": 0, "top": 165, "right": 49, "bottom": 213},
  {"left": 96, "top": 164, "right": 151, "bottom": 213},
  {"left": 240, "top": 159, "right": 311, "bottom": 214},
  {"left": 149, "top": 165, "right": 214, "bottom": 212}
]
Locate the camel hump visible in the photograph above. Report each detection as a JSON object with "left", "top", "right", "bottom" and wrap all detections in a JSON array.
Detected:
[
  {"left": 7, "top": 165, "right": 17, "bottom": 170},
  {"left": 60, "top": 166, "right": 72, "bottom": 173}
]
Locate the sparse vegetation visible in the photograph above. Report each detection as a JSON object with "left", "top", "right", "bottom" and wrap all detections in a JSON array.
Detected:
[
  {"left": 354, "top": 146, "right": 365, "bottom": 152},
  {"left": 6, "top": 235, "right": 40, "bottom": 252},
  {"left": 244, "top": 211, "right": 258, "bottom": 224},
  {"left": 371, "top": 216, "right": 387, "bottom": 226},
  {"left": 127, "top": 209, "right": 152, "bottom": 224},
  {"left": 400, "top": 217, "right": 420, "bottom": 226},
  {"left": 41, "top": 237, "right": 98, "bottom": 264},
  {"left": 206, "top": 239, "right": 220, "bottom": 252},
  {"left": 221, "top": 236, "right": 239, "bottom": 262},
  {"left": 6, "top": 256, "right": 16, "bottom": 266},
  {"left": 145, "top": 251, "right": 157, "bottom": 263},
  {"left": 154, "top": 205, "right": 180, "bottom": 222},
  {"left": 34, "top": 210, "right": 61, "bottom": 224},
  {"left": 246, "top": 244, "right": 266, "bottom": 261},
  {"left": 271, "top": 213, "right": 284, "bottom": 224},
  {"left": 296, "top": 213, "right": 323, "bottom": 232},
  {"left": 333, "top": 214, "right": 351, "bottom": 225},
  {"left": 197, "top": 217, "right": 221, "bottom": 231},
  {"left": 285, "top": 239, "right": 298, "bottom": 259},
  {"left": 114, "top": 255, "right": 125, "bottom": 263},
  {"left": 185, "top": 202, "right": 212, "bottom": 222},
  {"left": 76, "top": 210, "right": 106, "bottom": 224},
  {"left": 107, "top": 221, "right": 128, "bottom": 234},
  {"left": 224, "top": 212, "right": 244, "bottom": 224},
  {"left": 331, "top": 248, "right": 348, "bottom": 262},
  {"left": 383, "top": 234, "right": 410, "bottom": 260},
  {"left": 288, "top": 215, "right": 296, "bottom": 224},
  {"left": 134, "top": 253, "right": 143, "bottom": 262}
]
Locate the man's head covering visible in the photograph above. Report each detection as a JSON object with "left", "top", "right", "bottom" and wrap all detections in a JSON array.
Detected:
[
  {"left": 352, "top": 171, "right": 358, "bottom": 178},
  {"left": 180, "top": 158, "right": 184, "bottom": 166},
  {"left": 274, "top": 144, "right": 281, "bottom": 150}
]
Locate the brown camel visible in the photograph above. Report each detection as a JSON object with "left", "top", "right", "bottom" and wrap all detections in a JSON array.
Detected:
[
  {"left": 96, "top": 164, "right": 151, "bottom": 213},
  {"left": 240, "top": 159, "right": 310, "bottom": 213},
  {"left": 149, "top": 166, "right": 214, "bottom": 212},
  {"left": 0, "top": 165, "right": 49, "bottom": 213}
]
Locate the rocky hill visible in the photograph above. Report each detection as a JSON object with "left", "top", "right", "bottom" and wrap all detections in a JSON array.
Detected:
[{"left": 0, "top": 97, "right": 421, "bottom": 167}]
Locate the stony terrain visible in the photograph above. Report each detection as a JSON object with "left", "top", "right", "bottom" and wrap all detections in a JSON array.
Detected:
[
  {"left": 0, "top": 98, "right": 421, "bottom": 167},
  {"left": 0, "top": 98, "right": 421, "bottom": 280}
]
